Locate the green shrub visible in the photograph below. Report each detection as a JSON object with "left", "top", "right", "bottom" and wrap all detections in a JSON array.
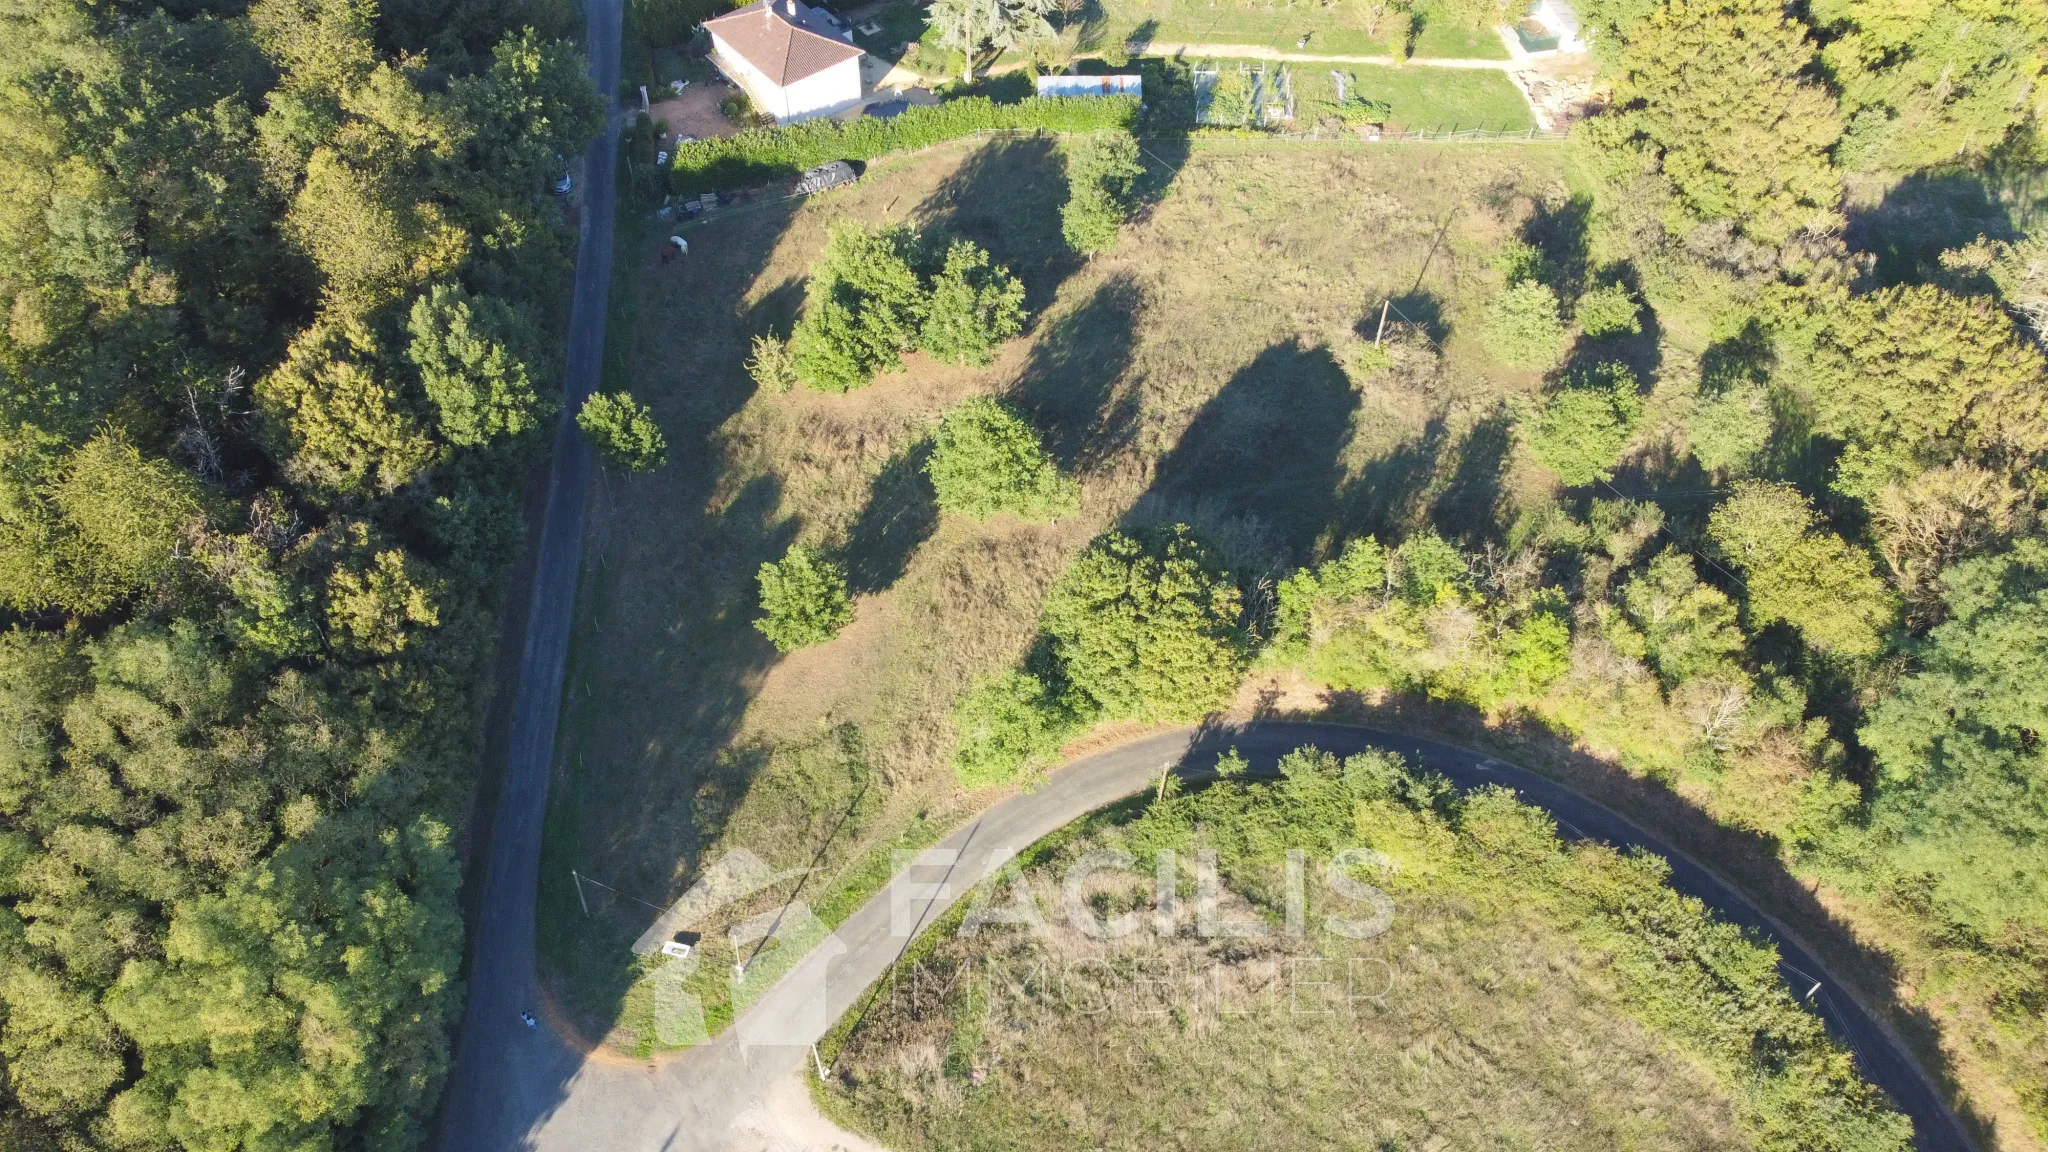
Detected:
[
  {"left": 790, "top": 225, "right": 1028, "bottom": 391},
  {"left": 1575, "top": 282, "right": 1643, "bottom": 339},
  {"left": 1503, "top": 610, "right": 1572, "bottom": 691},
  {"left": 1526, "top": 363, "right": 1643, "bottom": 486},
  {"left": 1482, "top": 280, "right": 1569, "bottom": 369},
  {"left": 925, "top": 397, "right": 1077, "bottom": 520},
  {"left": 746, "top": 332, "right": 799, "bottom": 393},
  {"left": 576, "top": 391, "right": 668, "bottom": 471},
  {"left": 754, "top": 544, "right": 854, "bottom": 651},
  {"left": 1707, "top": 481, "right": 1893, "bottom": 658},
  {"left": 951, "top": 671, "right": 1071, "bottom": 788},
  {"left": 1496, "top": 239, "right": 1547, "bottom": 286},
  {"left": 1273, "top": 536, "right": 1387, "bottom": 650},
  {"left": 1061, "top": 129, "right": 1145, "bottom": 254},
  {"left": 790, "top": 223, "right": 928, "bottom": 392},
  {"left": 1687, "top": 379, "right": 1773, "bottom": 472},
  {"left": 919, "top": 241, "right": 1026, "bottom": 366},
  {"left": 1204, "top": 68, "right": 1252, "bottom": 126},
  {"left": 1396, "top": 530, "right": 1468, "bottom": 604},
  {"left": 1619, "top": 549, "right": 1746, "bottom": 687},
  {"left": 1039, "top": 525, "right": 1247, "bottom": 722},
  {"left": 667, "top": 95, "right": 1140, "bottom": 195}
]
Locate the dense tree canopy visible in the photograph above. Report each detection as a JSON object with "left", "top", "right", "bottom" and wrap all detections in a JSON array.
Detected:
[
  {"left": 1858, "top": 539, "right": 2048, "bottom": 939},
  {"left": 1708, "top": 481, "right": 1894, "bottom": 657},
  {"left": 1811, "top": 0, "right": 2048, "bottom": 172},
  {"left": 1599, "top": 0, "right": 1845, "bottom": 245},
  {"left": 0, "top": 0, "right": 602, "bottom": 1144},
  {"left": 1801, "top": 284, "right": 2048, "bottom": 497}
]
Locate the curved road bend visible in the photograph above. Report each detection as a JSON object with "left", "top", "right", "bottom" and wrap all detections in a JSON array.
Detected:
[
  {"left": 443, "top": 719, "right": 1971, "bottom": 1152},
  {"left": 434, "top": 0, "right": 622, "bottom": 1143}
]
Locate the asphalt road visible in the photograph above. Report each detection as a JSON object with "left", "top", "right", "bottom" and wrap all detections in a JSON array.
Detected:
[
  {"left": 432, "top": 0, "right": 621, "bottom": 1143},
  {"left": 440, "top": 720, "right": 1971, "bottom": 1152}
]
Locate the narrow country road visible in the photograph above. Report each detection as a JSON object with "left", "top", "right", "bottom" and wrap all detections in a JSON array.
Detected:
[
  {"left": 433, "top": 0, "right": 621, "bottom": 1142},
  {"left": 443, "top": 717, "right": 1973, "bottom": 1152}
]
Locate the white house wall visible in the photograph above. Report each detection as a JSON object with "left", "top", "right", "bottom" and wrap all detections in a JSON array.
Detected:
[
  {"left": 780, "top": 57, "right": 862, "bottom": 121},
  {"left": 708, "top": 32, "right": 792, "bottom": 120},
  {"left": 706, "top": 32, "right": 861, "bottom": 124}
]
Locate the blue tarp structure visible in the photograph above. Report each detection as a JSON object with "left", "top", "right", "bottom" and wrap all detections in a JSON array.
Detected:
[{"left": 1035, "top": 74, "right": 1142, "bottom": 99}]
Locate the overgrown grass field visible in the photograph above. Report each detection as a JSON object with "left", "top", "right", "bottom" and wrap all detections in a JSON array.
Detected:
[
  {"left": 537, "top": 135, "right": 1571, "bottom": 1053},
  {"left": 817, "top": 750, "right": 1909, "bottom": 1151}
]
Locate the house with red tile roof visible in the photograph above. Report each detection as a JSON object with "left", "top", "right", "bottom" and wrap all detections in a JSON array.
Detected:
[{"left": 704, "top": 0, "right": 866, "bottom": 123}]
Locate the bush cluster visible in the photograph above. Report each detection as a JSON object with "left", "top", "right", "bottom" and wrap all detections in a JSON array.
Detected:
[
  {"left": 925, "top": 398, "right": 1078, "bottom": 521},
  {"left": 1525, "top": 362, "right": 1644, "bottom": 486},
  {"left": 790, "top": 224, "right": 1027, "bottom": 392},
  {"left": 951, "top": 525, "right": 1247, "bottom": 787},
  {"left": 667, "top": 95, "right": 1140, "bottom": 195},
  {"left": 1481, "top": 280, "right": 1569, "bottom": 369},
  {"left": 576, "top": 391, "right": 668, "bottom": 471}
]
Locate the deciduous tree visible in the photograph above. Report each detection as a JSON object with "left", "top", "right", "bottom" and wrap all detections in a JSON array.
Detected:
[
  {"left": 1606, "top": 0, "right": 1844, "bottom": 245},
  {"left": 1039, "top": 526, "right": 1247, "bottom": 722},
  {"left": 1707, "top": 480, "right": 1893, "bottom": 657}
]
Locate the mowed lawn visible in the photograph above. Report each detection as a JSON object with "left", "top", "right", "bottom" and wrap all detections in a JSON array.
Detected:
[
  {"left": 1205, "top": 58, "right": 1536, "bottom": 131},
  {"left": 537, "top": 136, "right": 1568, "bottom": 1054},
  {"left": 1082, "top": 0, "right": 1510, "bottom": 57}
]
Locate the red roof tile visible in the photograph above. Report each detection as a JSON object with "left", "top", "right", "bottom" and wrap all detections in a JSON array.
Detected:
[{"left": 705, "top": 0, "right": 863, "bottom": 87}]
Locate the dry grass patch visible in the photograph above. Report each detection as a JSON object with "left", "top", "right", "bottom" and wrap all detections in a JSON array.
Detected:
[{"left": 539, "top": 136, "right": 1573, "bottom": 1053}]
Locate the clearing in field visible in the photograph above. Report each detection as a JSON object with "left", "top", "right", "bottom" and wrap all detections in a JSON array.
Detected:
[{"left": 539, "top": 133, "right": 1578, "bottom": 1054}]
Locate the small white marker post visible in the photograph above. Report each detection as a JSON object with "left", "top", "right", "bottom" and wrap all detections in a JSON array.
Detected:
[
  {"left": 811, "top": 1043, "right": 829, "bottom": 1082},
  {"left": 1806, "top": 981, "right": 1822, "bottom": 1001},
  {"left": 1374, "top": 299, "right": 1391, "bottom": 346},
  {"left": 573, "top": 870, "right": 590, "bottom": 916}
]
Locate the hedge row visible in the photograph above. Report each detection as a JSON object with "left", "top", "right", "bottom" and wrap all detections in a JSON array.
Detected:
[{"left": 667, "top": 95, "right": 1140, "bottom": 194}]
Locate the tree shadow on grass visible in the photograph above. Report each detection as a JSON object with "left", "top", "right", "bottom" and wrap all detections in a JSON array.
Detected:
[
  {"left": 1562, "top": 260, "right": 1664, "bottom": 387},
  {"left": 518, "top": 195, "right": 818, "bottom": 1075},
  {"left": 912, "top": 137, "right": 1079, "bottom": 316},
  {"left": 841, "top": 440, "right": 938, "bottom": 594},
  {"left": 1338, "top": 413, "right": 1450, "bottom": 542},
  {"left": 1372, "top": 290, "right": 1451, "bottom": 346},
  {"left": 1520, "top": 192, "right": 1593, "bottom": 300},
  {"left": 1008, "top": 273, "right": 1145, "bottom": 472},
  {"left": 1848, "top": 169, "right": 2023, "bottom": 288},
  {"left": 1427, "top": 405, "right": 1515, "bottom": 543},
  {"left": 1140, "top": 338, "right": 1359, "bottom": 569}
]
